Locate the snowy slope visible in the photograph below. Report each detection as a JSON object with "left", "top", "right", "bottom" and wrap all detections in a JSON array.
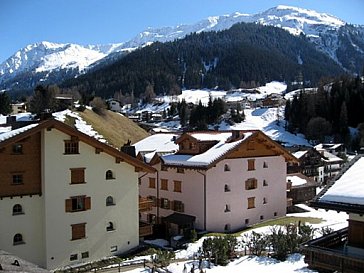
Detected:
[{"left": 1, "top": 5, "right": 363, "bottom": 90}]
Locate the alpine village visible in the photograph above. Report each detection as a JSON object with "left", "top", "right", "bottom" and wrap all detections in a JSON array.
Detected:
[{"left": 1, "top": 4, "right": 364, "bottom": 273}]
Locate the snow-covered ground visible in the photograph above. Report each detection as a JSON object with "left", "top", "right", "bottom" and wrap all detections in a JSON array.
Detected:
[{"left": 117, "top": 204, "right": 348, "bottom": 273}]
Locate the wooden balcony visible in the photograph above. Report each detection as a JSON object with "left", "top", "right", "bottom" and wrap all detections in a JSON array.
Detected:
[
  {"left": 139, "top": 221, "right": 153, "bottom": 237},
  {"left": 301, "top": 228, "right": 364, "bottom": 273},
  {"left": 139, "top": 197, "right": 154, "bottom": 212}
]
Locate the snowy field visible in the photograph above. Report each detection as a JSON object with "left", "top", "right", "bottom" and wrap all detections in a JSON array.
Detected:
[{"left": 116, "top": 204, "right": 347, "bottom": 273}]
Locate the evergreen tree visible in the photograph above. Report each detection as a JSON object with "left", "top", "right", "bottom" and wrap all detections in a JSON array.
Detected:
[
  {"left": 0, "top": 92, "right": 12, "bottom": 115},
  {"left": 29, "top": 85, "right": 59, "bottom": 116}
]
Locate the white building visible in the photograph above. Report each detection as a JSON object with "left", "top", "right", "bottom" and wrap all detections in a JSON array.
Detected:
[{"left": 0, "top": 119, "right": 154, "bottom": 269}]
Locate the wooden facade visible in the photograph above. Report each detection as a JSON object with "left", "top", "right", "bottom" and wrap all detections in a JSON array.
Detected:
[{"left": 0, "top": 132, "right": 41, "bottom": 198}]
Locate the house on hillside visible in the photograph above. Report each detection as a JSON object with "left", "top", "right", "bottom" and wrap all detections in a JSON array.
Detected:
[
  {"left": 11, "top": 102, "right": 27, "bottom": 114},
  {"left": 0, "top": 118, "right": 154, "bottom": 270},
  {"left": 106, "top": 99, "right": 122, "bottom": 113},
  {"left": 302, "top": 155, "right": 364, "bottom": 273},
  {"left": 315, "top": 143, "right": 346, "bottom": 156},
  {"left": 135, "top": 130, "right": 297, "bottom": 236},
  {"left": 290, "top": 148, "right": 325, "bottom": 183},
  {"left": 286, "top": 173, "right": 317, "bottom": 207}
]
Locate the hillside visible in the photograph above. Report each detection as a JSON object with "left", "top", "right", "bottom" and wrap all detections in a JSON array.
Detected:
[
  {"left": 62, "top": 22, "right": 344, "bottom": 99},
  {"left": 54, "top": 108, "right": 149, "bottom": 148}
]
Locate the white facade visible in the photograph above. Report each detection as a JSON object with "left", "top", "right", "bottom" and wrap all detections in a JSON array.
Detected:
[{"left": 0, "top": 120, "right": 148, "bottom": 270}]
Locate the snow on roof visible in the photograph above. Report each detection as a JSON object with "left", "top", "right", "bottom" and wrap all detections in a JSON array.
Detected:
[
  {"left": 134, "top": 133, "right": 179, "bottom": 154},
  {"left": 188, "top": 132, "right": 232, "bottom": 142},
  {"left": 287, "top": 175, "right": 307, "bottom": 186},
  {"left": 320, "top": 157, "right": 364, "bottom": 205},
  {"left": 293, "top": 150, "right": 307, "bottom": 159},
  {"left": 315, "top": 143, "right": 343, "bottom": 150},
  {"left": 163, "top": 132, "right": 252, "bottom": 167},
  {"left": 320, "top": 150, "right": 343, "bottom": 163},
  {"left": 0, "top": 123, "right": 38, "bottom": 142}
]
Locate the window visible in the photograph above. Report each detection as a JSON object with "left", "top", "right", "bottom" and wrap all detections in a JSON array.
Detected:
[
  {"left": 247, "top": 197, "right": 255, "bottom": 209},
  {"left": 161, "top": 179, "right": 168, "bottom": 191},
  {"left": 64, "top": 139, "right": 79, "bottom": 154},
  {"left": 248, "top": 159, "right": 255, "bottom": 171},
  {"left": 174, "top": 180, "right": 182, "bottom": 192},
  {"left": 149, "top": 177, "right": 156, "bottom": 188},
  {"left": 224, "top": 164, "right": 230, "bottom": 171},
  {"left": 110, "top": 246, "right": 118, "bottom": 252},
  {"left": 13, "top": 233, "right": 24, "bottom": 245},
  {"left": 245, "top": 178, "right": 257, "bottom": 190},
  {"left": 260, "top": 215, "right": 264, "bottom": 220},
  {"left": 224, "top": 184, "right": 231, "bottom": 192},
  {"left": 106, "top": 222, "right": 115, "bottom": 231},
  {"left": 160, "top": 198, "right": 170, "bottom": 209},
  {"left": 147, "top": 214, "right": 156, "bottom": 224},
  {"left": 177, "top": 168, "right": 184, "bottom": 174},
  {"left": 263, "top": 180, "right": 268, "bottom": 186},
  {"left": 106, "top": 170, "right": 114, "bottom": 180},
  {"left": 224, "top": 224, "right": 231, "bottom": 231},
  {"left": 189, "top": 142, "right": 196, "bottom": 149},
  {"left": 148, "top": 195, "right": 157, "bottom": 206},
  {"left": 245, "top": 219, "right": 249, "bottom": 225},
  {"left": 70, "top": 168, "right": 85, "bottom": 184},
  {"left": 106, "top": 196, "right": 115, "bottom": 206},
  {"left": 274, "top": 212, "right": 278, "bottom": 217},
  {"left": 12, "top": 174, "right": 23, "bottom": 185},
  {"left": 225, "top": 204, "right": 231, "bottom": 212},
  {"left": 71, "top": 223, "right": 86, "bottom": 240},
  {"left": 263, "top": 162, "right": 268, "bottom": 168},
  {"left": 173, "top": 200, "right": 184, "bottom": 212},
  {"left": 81, "top": 252, "right": 89, "bottom": 259},
  {"left": 65, "top": 196, "right": 91, "bottom": 212},
  {"left": 161, "top": 165, "right": 168, "bottom": 171},
  {"left": 12, "top": 144, "right": 23, "bottom": 154},
  {"left": 12, "top": 204, "right": 23, "bottom": 215},
  {"left": 70, "top": 254, "right": 78, "bottom": 261},
  {"left": 263, "top": 197, "right": 267, "bottom": 204}
]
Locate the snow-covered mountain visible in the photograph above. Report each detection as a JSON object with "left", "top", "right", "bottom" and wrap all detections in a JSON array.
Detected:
[{"left": 1, "top": 5, "right": 363, "bottom": 92}]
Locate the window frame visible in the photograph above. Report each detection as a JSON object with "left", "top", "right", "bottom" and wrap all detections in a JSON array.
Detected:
[
  {"left": 161, "top": 179, "right": 168, "bottom": 191},
  {"left": 70, "top": 168, "right": 86, "bottom": 184},
  {"left": 106, "top": 221, "right": 115, "bottom": 232},
  {"left": 71, "top": 223, "right": 86, "bottom": 240},
  {"left": 247, "top": 197, "right": 255, "bottom": 209},
  {"left": 12, "top": 143, "right": 23, "bottom": 154},
  {"left": 12, "top": 204, "right": 24, "bottom": 215},
  {"left": 247, "top": 159, "right": 255, "bottom": 171},
  {"left": 245, "top": 178, "right": 258, "bottom": 190},
  {"left": 13, "top": 233, "right": 24, "bottom": 245},
  {"left": 173, "top": 180, "right": 182, "bottom": 193},
  {"left": 106, "top": 170, "right": 114, "bottom": 180},
  {"left": 106, "top": 196, "right": 115, "bottom": 206},
  {"left": 12, "top": 174, "right": 24, "bottom": 185},
  {"left": 64, "top": 139, "right": 79, "bottom": 155},
  {"left": 149, "top": 177, "right": 156, "bottom": 189}
]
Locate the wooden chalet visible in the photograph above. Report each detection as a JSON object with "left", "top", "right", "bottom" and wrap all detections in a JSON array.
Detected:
[{"left": 302, "top": 155, "right": 364, "bottom": 273}]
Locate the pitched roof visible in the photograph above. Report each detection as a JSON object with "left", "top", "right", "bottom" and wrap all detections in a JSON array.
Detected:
[
  {"left": 0, "top": 119, "right": 155, "bottom": 173},
  {"left": 311, "top": 155, "right": 364, "bottom": 213},
  {"left": 161, "top": 130, "right": 297, "bottom": 169}
]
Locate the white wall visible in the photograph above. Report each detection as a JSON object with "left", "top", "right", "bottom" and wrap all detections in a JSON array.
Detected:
[
  {"left": 42, "top": 128, "right": 139, "bottom": 269},
  {"left": 0, "top": 196, "right": 46, "bottom": 267},
  {"left": 206, "top": 156, "right": 286, "bottom": 232}
]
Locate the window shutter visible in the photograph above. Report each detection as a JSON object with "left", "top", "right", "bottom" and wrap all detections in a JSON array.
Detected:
[
  {"left": 65, "top": 199, "right": 72, "bottom": 212},
  {"left": 181, "top": 202, "right": 185, "bottom": 213},
  {"left": 85, "top": 197, "right": 91, "bottom": 210},
  {"left": 157, "top": 198, "right": 161, "bottom": 208},
  {"left": 170, "top": 201, "right": 175, "bottom": 211},
  {"left": 166, "top": 199, "right": 170, "bottom": 209}
]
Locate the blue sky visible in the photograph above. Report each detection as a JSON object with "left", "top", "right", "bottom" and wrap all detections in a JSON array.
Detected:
[{"left": 1, "top": 0, "right": 363, "bottom": 63}]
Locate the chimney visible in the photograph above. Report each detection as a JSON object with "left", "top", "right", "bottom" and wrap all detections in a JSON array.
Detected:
[
  {"left": 120, "top": 139, "right": 136, "bottom": 158},
  {"left": 231, "top": 130, "right": 244, "bottom": 141}
]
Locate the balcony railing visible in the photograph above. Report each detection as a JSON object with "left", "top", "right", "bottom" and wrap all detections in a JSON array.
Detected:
[
  {"left": 301, "top": 228, "right": 364, "bottom": 273},
  {"left": 139, "top": 197, "right": 154, "bottom": 212},
  {"left": 139, "top": 221, "right": 153, "bottom": 237}
]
